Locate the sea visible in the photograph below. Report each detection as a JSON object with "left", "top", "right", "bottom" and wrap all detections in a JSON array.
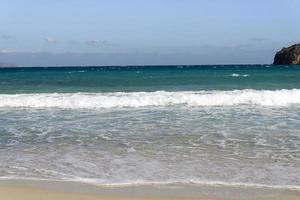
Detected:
[{"left": 0, "top": 65, "right": 300, "bottom": 188}]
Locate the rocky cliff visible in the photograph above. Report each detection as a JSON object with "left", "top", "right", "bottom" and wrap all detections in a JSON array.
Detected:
[{"left": 273, "top": 44, "right": 300, "bottom": 65}]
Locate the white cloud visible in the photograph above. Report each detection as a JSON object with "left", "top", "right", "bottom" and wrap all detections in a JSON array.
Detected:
[
  {"left": 0, "top": 49, "right": 16, "bottom": 53},
  {"left": 86, "top": 40, "right": 111, "bottom": 47},
  {"left": 45, "top": 37, "right": 57, "bottom": 43},
  {"left": 86, "top": 40, "right": 99, "bottom": 46},
  {"left": 249, "top": 37, "right": 267, "bottom": 42}
]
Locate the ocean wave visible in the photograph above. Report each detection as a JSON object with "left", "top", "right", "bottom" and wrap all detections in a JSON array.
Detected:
[
  {"left": 68, "top": 70, "right": 86, "bottom": 74},
  {"left": 0, "top": 89, "right": 300, "bottom": 108},
  {"left": 1, "top": 177, "right": 300, "bottom": 190},
  {"left": 231, "top": 73, "right": 249, "bottom": 77}
]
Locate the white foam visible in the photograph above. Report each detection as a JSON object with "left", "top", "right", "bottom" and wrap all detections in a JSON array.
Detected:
[
  {"left": 1, "top": 177, "right": 300, "bottom": 190},
  {"left": 0, "top": 89, "right": 300, "bottom": 108},
  {"left": 231, "top": 73, "right": 249, "bottom": 77}
]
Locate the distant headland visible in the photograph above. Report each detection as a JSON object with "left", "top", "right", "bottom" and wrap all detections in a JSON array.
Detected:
[
  {"left": 274, "top": 44, "right": 300, "bottom": 65},
  {"left": 0, "top": 62, "right": 18, "bottom": 67}
]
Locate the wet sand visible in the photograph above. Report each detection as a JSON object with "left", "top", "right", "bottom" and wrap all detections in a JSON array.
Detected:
[{"left": 0, "top": 179, "right": 299, "bottom": 200}]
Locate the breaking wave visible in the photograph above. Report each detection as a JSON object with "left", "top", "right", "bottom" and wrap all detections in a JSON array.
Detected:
[
  {"left": 231, "top": 73, "right": 249, "bottom": 77},
  {"left": 0, "top": 89, "right": 300, "bottom": 108}
]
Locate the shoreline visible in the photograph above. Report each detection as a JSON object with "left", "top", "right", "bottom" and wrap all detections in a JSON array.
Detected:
[
  {"left": 0, "top": 179, "right": 299, "bottom": 200},
  {"left": 1, "top": 177, "right": 300, "bottom": 190}
]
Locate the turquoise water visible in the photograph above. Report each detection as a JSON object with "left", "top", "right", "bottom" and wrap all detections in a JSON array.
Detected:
[
  {"left": 1, "top": 65, "right": 300, "bottom": 93},
  {"left": 0, "top": 65, "right": 300, "bottom": 188}
]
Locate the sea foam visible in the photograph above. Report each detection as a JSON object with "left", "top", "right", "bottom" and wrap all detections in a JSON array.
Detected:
[
  {"left": 231, "top": 73, "right": 249, "bottom": 77},
  {"left": 0, "top": 89, "right": 300, "bottom": 108}
]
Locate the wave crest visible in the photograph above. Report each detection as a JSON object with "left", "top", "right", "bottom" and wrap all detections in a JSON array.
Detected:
[{"left": 0, "top": 89, "right": 300, "bottom": 108}]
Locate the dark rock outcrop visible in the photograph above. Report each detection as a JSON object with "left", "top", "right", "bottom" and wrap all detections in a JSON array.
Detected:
[{"left": 273, "top": 44, "right": 300, "bottom": 65}]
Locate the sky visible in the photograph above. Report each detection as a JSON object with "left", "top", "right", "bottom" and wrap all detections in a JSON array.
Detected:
[{"left": 0, "top": 0, "right": 300, "bottom": 66}]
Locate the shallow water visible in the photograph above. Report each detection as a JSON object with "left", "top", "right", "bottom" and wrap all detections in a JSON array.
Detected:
[{"left": 0, "top": 65, "right": 300, "bottom": 188}]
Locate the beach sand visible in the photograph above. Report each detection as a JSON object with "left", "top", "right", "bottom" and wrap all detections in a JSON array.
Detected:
[{"left": 0, "top": 179, "right": 299, "bottom": 200}]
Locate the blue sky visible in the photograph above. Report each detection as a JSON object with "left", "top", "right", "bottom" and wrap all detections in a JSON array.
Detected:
[{"left": 0, "top": 0, "right": 300, "bottom": 66}]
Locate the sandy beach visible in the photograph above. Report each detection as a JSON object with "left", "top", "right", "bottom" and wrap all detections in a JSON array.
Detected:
[
  {"left": 2, "top": 1, "right": 300, "bottom": 200},
  {"left": 0, "top": 179, "right": 300, "bottom": 200}
]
